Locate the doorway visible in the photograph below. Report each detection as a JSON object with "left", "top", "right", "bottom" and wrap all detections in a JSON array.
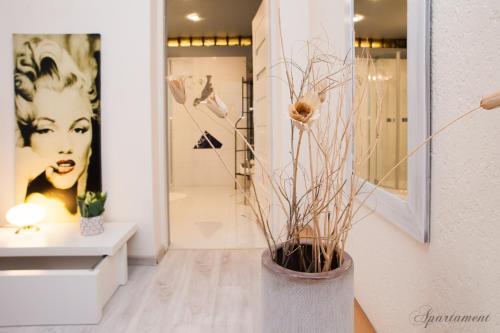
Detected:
[{"left": 166, "top": 0, "right": 266, "bottom": 249}]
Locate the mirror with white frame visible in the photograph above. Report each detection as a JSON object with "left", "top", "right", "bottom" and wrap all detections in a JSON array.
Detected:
[{"left": 353, "top": 0, "right": 431, "bottom": 242}]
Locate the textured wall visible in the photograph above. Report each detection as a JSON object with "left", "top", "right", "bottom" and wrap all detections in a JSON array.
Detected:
[{"left": 348, "top": 1, "right": 500, "bottom": 332}]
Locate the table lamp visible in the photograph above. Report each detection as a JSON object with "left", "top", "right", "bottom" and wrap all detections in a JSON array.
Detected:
[{"left": 6, "top": 203, "right": 46, "bottom": 234}]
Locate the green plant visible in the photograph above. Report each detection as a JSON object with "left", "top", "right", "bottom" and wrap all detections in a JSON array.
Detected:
[{"left": 77, "top": 191, "right": 107, "bottom": 218}]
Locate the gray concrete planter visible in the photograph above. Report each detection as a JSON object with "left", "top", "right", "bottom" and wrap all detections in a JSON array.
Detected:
[
  {"left": 261, "top": 246, "right": 354, "bottom": 333},
  {"left": 80, "top": 215, "right": 104, "bottom": 236}
]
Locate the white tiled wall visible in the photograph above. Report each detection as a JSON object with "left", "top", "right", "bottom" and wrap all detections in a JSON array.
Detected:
[{"left": 168, "top": 57, "right": 246, "bottom": 187}]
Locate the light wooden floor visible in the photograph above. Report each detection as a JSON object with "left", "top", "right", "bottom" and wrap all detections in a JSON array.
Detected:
[{"left": 1, "top": 249, "right": 375, "bottom": 333}]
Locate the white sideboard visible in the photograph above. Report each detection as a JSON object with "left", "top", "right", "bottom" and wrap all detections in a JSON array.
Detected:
[{"left": 0, "top": 222, "right": 138, "bottom": 326}]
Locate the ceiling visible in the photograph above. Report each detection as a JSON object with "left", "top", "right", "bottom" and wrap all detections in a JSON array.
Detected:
[
  {"left": 167, "top": 0, "right": 406, "bottom": 40},
  {"left": 354, "top": 0, "right": 407, "bottom": 39},
  {"left": 167, "top": 0, "right": 262, "bottom": 38}
]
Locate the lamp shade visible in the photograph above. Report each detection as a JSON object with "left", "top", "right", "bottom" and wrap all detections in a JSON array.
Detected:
[{"left": 6, "top": 203, "right": 46, "bottom": 227}]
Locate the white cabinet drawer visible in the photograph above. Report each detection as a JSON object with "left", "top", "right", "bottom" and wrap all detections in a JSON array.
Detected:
[{"left": 0, "top": 248, "right": 127, "bottom": 326}]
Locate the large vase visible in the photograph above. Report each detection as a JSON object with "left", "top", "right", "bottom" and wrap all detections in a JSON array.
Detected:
[{"left": 261, "top": 245, "right": 354, "bottom": 333}]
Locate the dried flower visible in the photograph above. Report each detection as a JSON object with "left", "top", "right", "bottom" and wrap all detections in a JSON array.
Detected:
[
  {"left": 201, "top": 93, "right": 228, "bottom": 118},
  {"left": 167, "top": 75, "right": 186, "bottom": 105},
  {"left": 288, "top": 92, "right": 321, "bottom": 127},
  {"left": 480, "top": 89, "right": 500, "bottom": 110}
]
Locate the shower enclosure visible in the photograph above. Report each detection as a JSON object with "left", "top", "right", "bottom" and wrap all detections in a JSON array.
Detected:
[{"left": 355, "top": 49, "right": 408, "bottom": 197}]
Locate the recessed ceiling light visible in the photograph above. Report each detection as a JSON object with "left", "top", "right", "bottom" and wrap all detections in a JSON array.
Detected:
[
  {"left": 203, "top": 37, "right": 215, "bottom": 47},
  {"left": 216, "top": 37, "right": 228, "bottom": 46},
  {"left": 191, "top": 37, "right": 203, "bottom": 46},
  {"left": 240, "top": 37, "right": 252, "bottom": 46},
  {"left": 353, "top": 14, "right": 365, "bottom": 23},
  {"left": 180, "top": 38, "right": 191, "bottom": 47},
  {"left": 186, "top": 12, "right": 202, "bottom": 22}
]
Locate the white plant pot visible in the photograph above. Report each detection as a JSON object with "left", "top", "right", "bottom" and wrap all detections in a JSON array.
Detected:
[
  {"left": 261, "top": 246, "right": 354, "bottom": 333},
  {"left": 80, "top": 215, "right": 104, "bottom": 236}
]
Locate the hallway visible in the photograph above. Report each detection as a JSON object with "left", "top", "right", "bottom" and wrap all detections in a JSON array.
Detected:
[{"left": 170, "top": 186, "right": 267, "bottom": 249}]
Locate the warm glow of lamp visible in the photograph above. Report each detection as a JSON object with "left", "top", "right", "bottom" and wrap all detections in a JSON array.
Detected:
[{"left": 6, "top": 203, "right": 45, "bottom": 233}]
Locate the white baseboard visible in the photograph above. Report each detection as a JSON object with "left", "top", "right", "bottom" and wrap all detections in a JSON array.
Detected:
[{"left": 128, "top": 245, "right": 167, "bottom": 266}]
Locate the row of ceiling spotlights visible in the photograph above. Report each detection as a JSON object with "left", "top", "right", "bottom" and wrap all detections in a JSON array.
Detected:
[
  {"left": 168, "top": 36, "right": 252, "bottom": 47},
  {"left": 168, "top": 36, "right": 404, "bottom": 49}
]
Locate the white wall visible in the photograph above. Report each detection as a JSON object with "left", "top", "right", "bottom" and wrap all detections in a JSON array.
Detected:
[
  {"left": 0, "top": 0, "right": 167, "bottom": 259},
  {"left": 267, "top": 0, "right": 352, "bottom": 234},
  {"left": 349, "top": 1, "right": 500, "bottom": 332},
  {"left": 168, "top": 57, "right": 246, "bottom": 188}
]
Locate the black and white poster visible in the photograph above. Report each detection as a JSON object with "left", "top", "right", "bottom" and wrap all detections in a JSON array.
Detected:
[{"left": 14, "top": 34, "right": 102, "bottom": 222}]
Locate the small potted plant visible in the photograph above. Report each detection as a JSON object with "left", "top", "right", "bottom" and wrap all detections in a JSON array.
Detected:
[{"left": 77, "top": 191, "right": 107, "bottom": 236}]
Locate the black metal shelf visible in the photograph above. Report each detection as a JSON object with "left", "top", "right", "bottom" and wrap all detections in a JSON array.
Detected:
[
  {"left": 234, "top": 77, "right": 254, "bottom": 193},
  {"left": 235, "top": 172, "right": 252, "bottom": 177},
  {"left": 236, "top": 147, "right": 253, "bottom": 152}
]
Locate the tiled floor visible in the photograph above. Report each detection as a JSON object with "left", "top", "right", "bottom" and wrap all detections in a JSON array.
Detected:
[{"left": 169, "top": 186, "right": 267, "bottom": 249}]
